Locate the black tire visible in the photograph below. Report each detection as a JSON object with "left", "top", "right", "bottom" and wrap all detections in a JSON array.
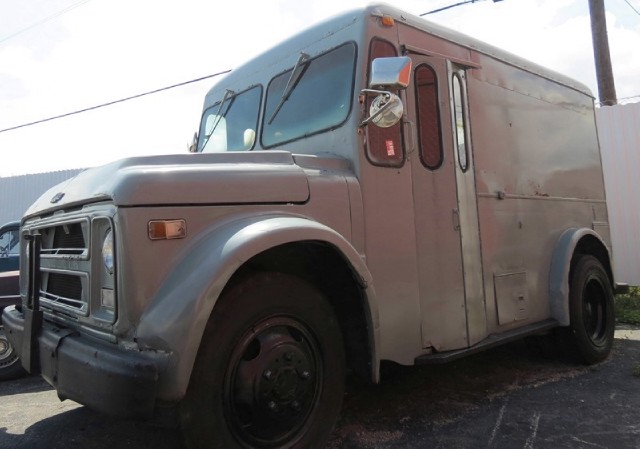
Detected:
[
  {"left": 0, "top": 325, "right": 26, "bottom": 381},
  {"left": 566, "top": 255, "right": 615, "bottom": 364},
  {"left": 180, "top": 272, "right": 345, "bottom": 449}
]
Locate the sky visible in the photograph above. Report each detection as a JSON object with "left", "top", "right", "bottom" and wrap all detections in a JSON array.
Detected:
[{"left": 1, "top": 0, "right": 639, "bottom": 177}]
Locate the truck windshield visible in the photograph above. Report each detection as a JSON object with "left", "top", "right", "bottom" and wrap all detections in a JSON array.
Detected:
[
  {"left": 262, "top": 42, "right": 356, "bottom": 148},
  {"left": 198, "top": 86, "right": 262, "bottom": 152}
]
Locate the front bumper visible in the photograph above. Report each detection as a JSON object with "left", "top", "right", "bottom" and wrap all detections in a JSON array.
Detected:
[{"left": 2, "top": 305, "right": 167, "bottom": 418}]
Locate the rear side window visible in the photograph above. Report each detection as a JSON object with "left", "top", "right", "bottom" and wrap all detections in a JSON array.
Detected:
[
  {"left": 415, "top": 64, "right": 443, "bottom": 170},
  {"left": 365, "top": 39, "right": 404, "bottom": 167}
]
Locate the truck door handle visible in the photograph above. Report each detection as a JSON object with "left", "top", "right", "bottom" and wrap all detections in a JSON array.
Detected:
[{"left": 452, "top": 208, "right": 460, "bottom": 231}]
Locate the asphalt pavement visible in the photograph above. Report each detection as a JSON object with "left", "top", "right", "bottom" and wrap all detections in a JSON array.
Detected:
[{"left": 1, "top": 328, "right": 639, "bottom": 449}]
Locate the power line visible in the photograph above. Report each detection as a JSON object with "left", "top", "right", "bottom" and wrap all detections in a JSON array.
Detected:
[
  {"left": 596, "top": 94, "right": 640, "bottom": 106},
  {"left": 622, "top": 0, "right": 640, "bottom": 15},
  {"left": 421, "top": 1, "right": 478, "bottom": 15},
  {"left": 421, "top": 0, "right": 503, "bottom": 16},
  {"left": 0, "top": 0, "right": 95, "bottom": 45},
  {"left": 0, "top": 70, "right": 232, "bottom": 134}
]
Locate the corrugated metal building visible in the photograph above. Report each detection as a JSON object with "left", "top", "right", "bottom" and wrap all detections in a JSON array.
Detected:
[
  {"left": 596, "top": 102, "right": 640, "bottom": 287},
  {"left": 0, "top": 169, "right": 85, "bottom": 225}
]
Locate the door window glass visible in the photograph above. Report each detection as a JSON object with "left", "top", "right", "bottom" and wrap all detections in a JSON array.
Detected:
[{"left": 452, "top": 73, "right": 468, "bottom": 172}]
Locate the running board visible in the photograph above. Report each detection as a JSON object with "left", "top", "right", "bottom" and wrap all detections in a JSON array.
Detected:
[{"left": 415, "top": 319, "right": 559, "bottom": 365}]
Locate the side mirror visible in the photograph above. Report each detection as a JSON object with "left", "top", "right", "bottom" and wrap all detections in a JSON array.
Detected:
[
  {"left": 369, "top": 56, "right": 412, "bottom": 89},
  {"left": 188, "top": 132, "right": 198, "bottom": 153},
  {"left": 359, "top": 57, "right": 411, "bottom": 128},
  {"left": 360, "top": 91, "right": 403, "bottom": 128}
]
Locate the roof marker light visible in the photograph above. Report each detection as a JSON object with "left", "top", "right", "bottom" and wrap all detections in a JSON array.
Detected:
[{"left": 381, "top": 15, "right": 395, "bottom": 27}]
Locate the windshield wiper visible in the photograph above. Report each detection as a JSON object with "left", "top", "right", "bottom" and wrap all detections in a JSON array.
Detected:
[
  {"left": 267, "top": 52, "right": 310, "bottom": 125},
  {"left": 200, "top": 89, "right": 235, "bottom": 151}
]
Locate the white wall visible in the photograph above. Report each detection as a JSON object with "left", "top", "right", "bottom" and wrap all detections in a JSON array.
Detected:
[{"left": 596, "top": 102, "right": 640, "bottom": 287}]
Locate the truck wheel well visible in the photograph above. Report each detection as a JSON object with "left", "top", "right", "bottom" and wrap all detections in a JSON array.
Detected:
[
  {"left": 571, "top": 235, "right": 613, "bottom": 285},
  {"left": 225, "top": 241, "right": 373, "bottom": 383}
]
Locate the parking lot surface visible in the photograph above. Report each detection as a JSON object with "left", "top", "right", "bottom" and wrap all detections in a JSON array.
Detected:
[{"left": 1, "top": 328, "right": 639, "bottom": 449}]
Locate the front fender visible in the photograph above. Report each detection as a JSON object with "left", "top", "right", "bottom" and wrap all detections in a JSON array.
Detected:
[
  {"left": 135, "top": 215, "right": 376, "bottom": 402},
  {"left": 549, "top": 227, "right": 611, "bottom": 326}
]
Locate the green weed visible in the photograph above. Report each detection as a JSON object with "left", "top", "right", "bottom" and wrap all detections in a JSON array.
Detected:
[{"left": 615, "top": 287, "right": 640, "bottom": 325}]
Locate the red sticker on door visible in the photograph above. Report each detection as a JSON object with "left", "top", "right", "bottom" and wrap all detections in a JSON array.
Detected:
[{"left": 385, "top": 140, "right": 395, "bottom": 157}]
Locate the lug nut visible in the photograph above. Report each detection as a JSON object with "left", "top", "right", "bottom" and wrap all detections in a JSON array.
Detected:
[
  {"left": 291, "top": 400, "right": 301, "bottom": 411},
  {"left": 263, "top": 370, "right": 273, "bottom": 380},
  {"left": 268, "top": 401, "right": 278, "bottom": 411},
  {"left": 284, "top": 352, "right": 293, "bottom": 361},
  {"left": 300, "top": 370, "right": 310, "bottom": 380}
]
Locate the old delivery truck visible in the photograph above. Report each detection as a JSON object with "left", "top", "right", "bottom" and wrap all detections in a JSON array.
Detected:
[{"left": 3, "top": 4, "right": 622, "bottom": 448}]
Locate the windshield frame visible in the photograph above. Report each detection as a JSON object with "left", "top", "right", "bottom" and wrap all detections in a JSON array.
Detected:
[{"left": 260, "top": 41, "right": 358, "bottom": 149}]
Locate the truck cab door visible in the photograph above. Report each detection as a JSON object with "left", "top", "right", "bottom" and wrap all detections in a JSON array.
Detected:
[{"left": 404, "top": 53, "right": 487, "bottom": 351}]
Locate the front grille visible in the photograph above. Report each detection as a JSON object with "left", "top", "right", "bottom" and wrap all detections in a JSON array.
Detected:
[
  {"left": 26, "top": 217, "right": 92, "bottom": 316},
  {"left": 42, "top": 222, "right": 87, "bottom": 256},
  {"left": 23, "top": 210, "right": 116, "bottom": 326},
  {"left": 51, "top": 222, "right": 85, "bottom": 253},
  {"left": 44, "top": 272, "right": 84, "bottom": 310}
]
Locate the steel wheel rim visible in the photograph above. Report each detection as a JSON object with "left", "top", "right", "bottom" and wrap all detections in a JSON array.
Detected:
[
  {"left": 224, "top": 315, "right": 322, "bottom": 447},
  {"left": 0, "top": 328, "right": 18, "bottom": 367},
  {"left": 583, "top": 277, "right": 608, "bottom": 347}
]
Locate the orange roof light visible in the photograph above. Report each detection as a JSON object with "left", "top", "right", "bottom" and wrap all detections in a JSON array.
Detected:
[{"left": 381, "top": 15, "right": 395, "bottom": 27}]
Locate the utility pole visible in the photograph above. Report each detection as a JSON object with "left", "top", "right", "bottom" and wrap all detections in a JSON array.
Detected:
[{"left": 588, "top": 0, "right": 617, "bottom": 105}]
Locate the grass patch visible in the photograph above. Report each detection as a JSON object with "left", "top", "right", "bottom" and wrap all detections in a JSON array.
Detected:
[{"left": 615, "top": 287, "right": 640, "bottom": 325}]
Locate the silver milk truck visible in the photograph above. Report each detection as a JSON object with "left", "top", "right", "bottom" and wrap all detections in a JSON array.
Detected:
[{"left": 3, "top": 4, "right": 623, "bottom": 449}]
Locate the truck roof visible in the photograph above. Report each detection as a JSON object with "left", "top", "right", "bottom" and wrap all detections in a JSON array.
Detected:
[{"left": 206, "top": 3, "right": 592, "bottom": 101}]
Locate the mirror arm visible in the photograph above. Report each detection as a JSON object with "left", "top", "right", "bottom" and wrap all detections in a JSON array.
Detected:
[{"left": 361, "top": 88, "right": 391, "bottom": 96}]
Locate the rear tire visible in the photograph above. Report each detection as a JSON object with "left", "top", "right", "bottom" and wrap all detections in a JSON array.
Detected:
[
  {"left": 180, "top": 272, "right": 345, "bottom": 449},
  {"left": 565, "top": 255, "right": 615, "bottom": 364}
]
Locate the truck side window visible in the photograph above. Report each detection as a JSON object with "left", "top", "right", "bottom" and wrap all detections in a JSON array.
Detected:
[
  {"left": 452, "top": 73, "right": 468, "bottom": 172},
  {"left": 365, "top": 39, "right": 404, "bottom": 167},
  {"left": 415, "top": 64, "right": 443, "bottom": 170}
]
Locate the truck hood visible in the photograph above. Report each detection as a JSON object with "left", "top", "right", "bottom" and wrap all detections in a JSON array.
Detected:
[{"left": 25, "top": 152, "right": 310, "bottom": 218}]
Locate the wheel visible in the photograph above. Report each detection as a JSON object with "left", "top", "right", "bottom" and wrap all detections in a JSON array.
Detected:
[
  {"left": 0, "top": 324, "right": 26, "bottom": 381},
  {"left": 566, "top": 255, "right": 615, "bottom": 364},
  {"left": 180, "top": 272, "right": 345, "bottom": 449}
]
